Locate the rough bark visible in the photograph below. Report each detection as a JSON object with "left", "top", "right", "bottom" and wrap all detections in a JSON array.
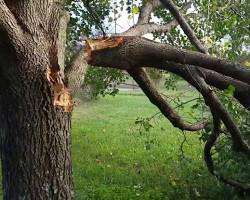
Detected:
[
  {"left": 65, "top": 48, "right": 88, "bottom": 96},
  {"left": 0, "top": 37, "right": 73, "bottom": 199},
  {"left": 86, "top": 37, "right": 250, "bottom": 85},
  {"left": 0, "top": 1, "right": 73, "bottom": 199},
  {"left": 58, "top": 11, "right": 70, "bottom": 77},
  {"left": 137, "top": 0, "right": 162, "bottom": 25}
]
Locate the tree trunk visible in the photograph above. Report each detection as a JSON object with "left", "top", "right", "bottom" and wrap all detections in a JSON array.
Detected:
[{"left": 0, "top": 30, "right": 73, "bottom": 199}]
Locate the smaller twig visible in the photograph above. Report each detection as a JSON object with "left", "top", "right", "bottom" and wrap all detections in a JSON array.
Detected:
[
  {"left": 179, "top": 131, "right": 188, "bottom": 159},
  {"left": 174, "top": 97, "right": 201, "bottom": 109},
  {"left": 204, "top": 112, "right": 221, "bottom": 174},
  {"left": 190, "top": 69, "right": 250, "bottom": 158},
  {"left": 148, "top": 112, "right": 161, "bottom": 120}
]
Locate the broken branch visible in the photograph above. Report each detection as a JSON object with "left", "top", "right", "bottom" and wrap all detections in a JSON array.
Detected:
[{"left": 86, "top": 37, "right": 250, "bottom": 85}]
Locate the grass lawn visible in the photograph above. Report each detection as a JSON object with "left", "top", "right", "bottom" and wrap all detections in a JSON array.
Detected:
[
  {"left": 0, "top": 87, "right": 233, "bottom": 199},
  {"left": 72, "top": 92, "right": 229, "bottom": 200}
]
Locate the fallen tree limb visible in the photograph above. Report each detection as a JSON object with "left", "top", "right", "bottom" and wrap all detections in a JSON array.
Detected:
[{"left": 86, "top": 37, "right": 250, "bottom": 85}]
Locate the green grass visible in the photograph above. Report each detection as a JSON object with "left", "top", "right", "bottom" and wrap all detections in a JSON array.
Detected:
[
  {"left": 0, "top": 87, "right": 232, "bottom": 199},
  {"left": 72, "top": 92, "right": 228, "bottom": 200}
]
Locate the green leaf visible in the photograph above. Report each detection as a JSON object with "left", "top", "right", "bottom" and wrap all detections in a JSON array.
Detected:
[
  {"left": 132, "top": 5, "right": 139, "bottom": 14},
  {"left": 108, "top": 17, "right": 113, "bottom": 22},
  {"left": 224, "top": 84, "right": 235, "bottom": 96}
]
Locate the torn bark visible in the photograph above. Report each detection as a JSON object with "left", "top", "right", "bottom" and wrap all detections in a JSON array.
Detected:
[{"left": 46, "top": 65, "right": 73, "bottom": 112}]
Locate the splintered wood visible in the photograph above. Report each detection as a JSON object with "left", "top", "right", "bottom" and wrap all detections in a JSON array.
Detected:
[
  {"left": 46, "top": 66, "right": 73, "bottom": 112},
  {"left": 85, "top": 37, "right": 124, "bottom": 62}
]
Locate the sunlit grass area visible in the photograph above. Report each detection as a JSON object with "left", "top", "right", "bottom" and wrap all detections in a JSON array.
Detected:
[{"left": 72, "top": 91, "right": 230, "bottom": 200}]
